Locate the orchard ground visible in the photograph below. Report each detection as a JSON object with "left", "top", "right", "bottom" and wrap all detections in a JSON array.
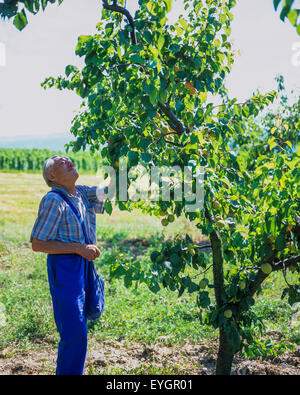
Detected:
[{"left": 0, "top": 172, "right": 299, "bottom": 375}]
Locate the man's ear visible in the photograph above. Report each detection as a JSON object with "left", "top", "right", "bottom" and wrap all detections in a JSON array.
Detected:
[{"left": 47, "top": 171, "right": 55, "bottom": 182}]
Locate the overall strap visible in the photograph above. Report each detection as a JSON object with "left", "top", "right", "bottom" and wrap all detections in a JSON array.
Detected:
[{"left": 51, "top": 190, "right": 90, "bottom": 245}]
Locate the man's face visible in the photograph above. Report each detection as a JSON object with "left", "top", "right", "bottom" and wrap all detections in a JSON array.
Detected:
[{"left": 48, "top": 156, "right": 79, "bottom": 186}]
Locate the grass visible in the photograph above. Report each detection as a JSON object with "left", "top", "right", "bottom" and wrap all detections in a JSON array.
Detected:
[{"left": 0, "top": 171, "right": 299, "bottom": 371}]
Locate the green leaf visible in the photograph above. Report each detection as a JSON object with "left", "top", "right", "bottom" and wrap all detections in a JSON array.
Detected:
[
  {"left": 157, "top": 34, "right": 165, "bottom": 51},
  {"left": 124, "top": 274, "right": 132, "bottom": 288},
  {"left": 110, "top": 264, "right": 126, "bottom": 278},
  {"left": 275, "top": 231, "right": 286, "bottom": 251},
  {"left": 181, "top": 276, "right": 191, "bottom": 288},
  {"left": 128, "top": 150, "right": 139, "bottom": 165},
  {"left": 169, "top": 43, "right": 181, "bottom": 53},
  {"left": 130, "top": 53, "right": 145, "bottom": 64},
  {"left": 65, "top": 65, "right": 78, "bottom": 77},
  {"left": 164, "top": 0, "right": 172, "bottom": 13},
  {"left": 175, "top": 100, "right": 184, "bottom": 114},
  {"left": 23, "top": 0, "right": 39, "bottom": 14},
  {"left": 13, "top": 9, "right": 28, "bottom": 31},
  {"left": 197, "top": 291, "right": 210, "bottom": 307},
  {"left": 170, "top": 253, "right": 181, "bottom": 266},
  {"left": 75, "top": 35, "right": 92, "bottom": 55},
  {"left": 178, "top": 18, "right": 188, "bottom": 30},
  {"left": 268, "top": 137, "right": 277, "bottom": 150},
  {"left": 284, "top": 140, "right": 293, "bottom": 149},
  {"left": 146, "top": 2, "right": 157, "bottom": 15},
  {"left": 174, "top": 24, "right": 184, "bottom": 36},
  {"left": 271, "top": 127, "right": 278, "bottom": 134},
  {"left": 104, "top": 200, "right": 112, "bottom": 215},
  {"left": 149, "top": 280, "right": 160, "bottom": 293},
  {"left": 273, "top": 0, "right": 281, "bottom": 11},
  {"left": 141, "top": 152, "right": 152, "bottom": 163},
  {"left": 288, "top": 9, "right": 299, "bottom": 26},
  {"left": 280, "top": 0, "right": 294, "bottom": 21},
  {"left": 178, "top": 285, "right": 185, "bottom": 297},
  {"left": 148, "top": 84, "right": 157, "bottom": 105},
  {"left": 143, "top": 30, "right": 152, "bottom": 44},
  {"left": 105, "top": 22, "right": 114, "bottom": 35},
  {"left": 150, "top": 251, "right": 160, "bottom": 263},
  {"left": 259, "top": 242, "right": 273, "bottom": 261},
  {"left": 140, "top": 137, "right": 152, "bottom": 150},
  {"left": 288, "top": 285, "right": 300, "bottom": 305},
  {"left": 118, "top": 201, "right": 127, "bottom": 211},
  {"left": 188, "top": 281, "right": 200, "bottom": 294}
]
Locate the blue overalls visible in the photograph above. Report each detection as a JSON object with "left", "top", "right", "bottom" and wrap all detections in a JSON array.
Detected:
[
  {"left": 46, "top": 190, "right": 104, "bottom": 375},
  {"left": 47, "top": 253, "right": 89, "bottom": 375}
]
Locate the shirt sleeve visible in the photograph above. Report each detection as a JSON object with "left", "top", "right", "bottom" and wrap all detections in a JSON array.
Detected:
[
  {"left": 77, "top": 185, "right": 107, "bottom": 214},
  {"left": 30, "top": 194, "right": 63, "bottom": 242}
]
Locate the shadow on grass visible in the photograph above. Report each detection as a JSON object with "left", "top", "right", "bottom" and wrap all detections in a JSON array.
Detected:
[
  {"left": 97, "top": 227, "right": 211, "bottom": 262},
  {"left": 97, "top": 230, "right": 166, "bottom": 260}
]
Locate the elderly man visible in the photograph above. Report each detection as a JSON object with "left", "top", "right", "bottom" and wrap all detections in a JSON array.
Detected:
[{"left": 30, "top": 155, "right": 114, "bottom": 375}]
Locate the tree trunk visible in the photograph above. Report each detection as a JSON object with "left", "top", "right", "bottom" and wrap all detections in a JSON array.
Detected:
[
  {"left": 216, "top": 327, "right": 235, "bottom": 375},
  {"left": 204, "top": 209, "right": 234, "bottom": 374}
]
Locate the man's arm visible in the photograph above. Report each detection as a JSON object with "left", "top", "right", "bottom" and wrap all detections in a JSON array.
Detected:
[
  {"left": 77, "top": 176, "right": 116, "bottom": 214},
  {"left": 31, "top": 238, "right": 100, "bottom": 261}
]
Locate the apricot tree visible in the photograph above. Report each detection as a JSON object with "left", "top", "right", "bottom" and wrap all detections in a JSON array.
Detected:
[{"left": 2, "top": 0, "right": 299, "bottom": 375}]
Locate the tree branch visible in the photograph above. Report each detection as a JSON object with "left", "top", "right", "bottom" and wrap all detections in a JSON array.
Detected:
[
  {"left": 248, "top": 255, "right": 300, "bottom": 298},
  {"left": 103, "top": 1, "right": 190, "bottom": 138},
  {"left": 195, "top": 243, "right": 212, "bottom": 250},
  {"left": 272, "top": 254, "right": 300, "bottom": 272},
  {"left": 157, "top": 101, "right": 188, "bottom": 135},
  {"left": 102, "top": 0, "right": 137, "bottom": 45}
]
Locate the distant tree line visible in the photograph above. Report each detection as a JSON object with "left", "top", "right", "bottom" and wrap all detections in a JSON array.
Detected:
[{"left": 0, "top": 148, "right": 104, "bottom": 172}]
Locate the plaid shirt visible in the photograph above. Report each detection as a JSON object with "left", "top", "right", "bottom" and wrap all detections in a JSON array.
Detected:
[{"left": 30, "top": 185, "right": 107, "bottom": 245}]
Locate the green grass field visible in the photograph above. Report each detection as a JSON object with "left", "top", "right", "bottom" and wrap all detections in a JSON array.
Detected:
[{"left": 0, "top": 172, "right": 299, "bottom": 374}]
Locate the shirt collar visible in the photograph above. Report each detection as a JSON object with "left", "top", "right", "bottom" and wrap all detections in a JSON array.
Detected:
[{"left": 52, "top": 186, "right": 79, "bottom": 199}]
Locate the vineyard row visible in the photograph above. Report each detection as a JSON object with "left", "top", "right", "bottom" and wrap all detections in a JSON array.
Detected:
[{"left": 0, "top": 148, "right": 104, "bottom": 172}]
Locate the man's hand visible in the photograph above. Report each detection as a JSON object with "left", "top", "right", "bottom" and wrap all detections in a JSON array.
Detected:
[
  {"left": 77, "top": 244, "right": 101, "bottom": 262},
  {"left": 31, "top": 238, "right": 101, "bottom": 262}
]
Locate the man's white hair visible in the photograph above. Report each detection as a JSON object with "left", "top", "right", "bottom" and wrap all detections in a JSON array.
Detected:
[{"left": 43, "top": 155, "right": 68, "bottom": 187}]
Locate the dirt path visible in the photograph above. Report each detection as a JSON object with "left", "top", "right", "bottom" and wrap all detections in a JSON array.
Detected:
[{"left": 0, "top": 337, "right": 299, "bottom": 375}]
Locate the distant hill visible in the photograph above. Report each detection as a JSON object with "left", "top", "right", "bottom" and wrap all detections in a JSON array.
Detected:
[{"left": 0, "top": 133, "right": 73, "bottom": 152}]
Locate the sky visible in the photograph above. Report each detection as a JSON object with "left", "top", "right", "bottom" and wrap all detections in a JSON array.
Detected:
[{"left": 0, "top": 0, "right": 299, "bottom": 140}]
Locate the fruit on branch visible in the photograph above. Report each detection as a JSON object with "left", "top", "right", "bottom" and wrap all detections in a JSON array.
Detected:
[
  {"left": 161, "top": 218, "right": 169, "bottom": 226},
  {"left": 261, "top": 263, "right": 273, "bottom": 275},
  {"left": 185, "top": 81, "right": 197, "bottom": 95},
  {"left": 214, "top": 214, "right": 226, "bottom": 229},
  {"left": 168, "top": 214, "right": 175, "bottom": 223},
  {"left": 187, "top": 244, "right": 196, "bottom": 255},
  {"left": 216, "top": 220, "right": 226, "bottom": 229},
  {"left": 239, "top": 280, "right": 246, "bottom": 290},
  {"left": 162, "top": 126, "right": 169, "bottom": 135},
  {"left": 212, "top": 200, "right": 221, "bottom": 210},
  {"left": 199, "top": 278, "right": 209, "bottom": 289},
  {"left": 224, "top": 309, "right": 233, "bottom": 319}
]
